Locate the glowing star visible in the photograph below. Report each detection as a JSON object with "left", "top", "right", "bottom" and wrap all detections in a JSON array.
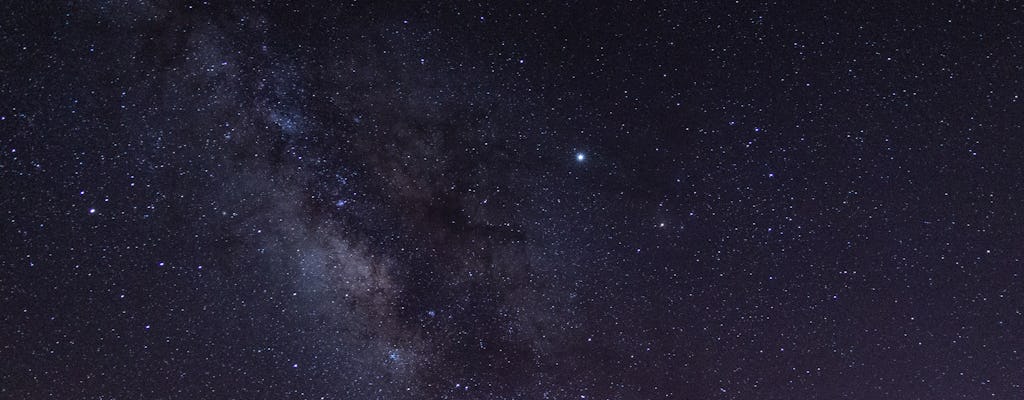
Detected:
[{"left": 576, "top": 153, "right": 586, "bottom": 162}]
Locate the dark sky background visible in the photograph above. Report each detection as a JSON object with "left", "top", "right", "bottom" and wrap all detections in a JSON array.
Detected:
[{"left": 2, "top": 1, "right": 1023, "bottom": 399}]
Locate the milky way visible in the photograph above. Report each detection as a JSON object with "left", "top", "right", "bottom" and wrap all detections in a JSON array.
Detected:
[{"left": 3, "top": 1, "right": 1024, "bottom": 399}]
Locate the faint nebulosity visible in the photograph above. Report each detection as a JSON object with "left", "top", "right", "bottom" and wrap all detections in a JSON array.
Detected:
[{"left": 2, "top": 1, "right": 1023, "bottom": 399}]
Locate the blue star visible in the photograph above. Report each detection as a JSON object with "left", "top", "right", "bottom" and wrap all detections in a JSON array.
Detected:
[{"left": 575, "top": 153, "right": 586, "bottom": 162}]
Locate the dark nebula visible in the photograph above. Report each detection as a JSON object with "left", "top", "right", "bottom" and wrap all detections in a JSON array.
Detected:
[{"left": 2, "top": 1, "right": 1023, "bottom": 398}]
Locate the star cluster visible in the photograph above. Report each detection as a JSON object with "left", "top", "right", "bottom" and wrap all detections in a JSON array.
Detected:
[{"left": 2, "top": 1, "right": 1023, "bottom": 399}]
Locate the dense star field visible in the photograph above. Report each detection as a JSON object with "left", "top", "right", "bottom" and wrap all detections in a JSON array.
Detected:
[{"left": 2, "top": 1, "right": 1023, "bottom": 398}]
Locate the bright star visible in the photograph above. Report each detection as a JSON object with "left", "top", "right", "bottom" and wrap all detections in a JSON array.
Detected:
[{"left": 576, "top": 153, "right": 586, "bottom": 162}]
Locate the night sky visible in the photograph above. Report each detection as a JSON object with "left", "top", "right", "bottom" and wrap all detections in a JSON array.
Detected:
[{"left": 2, "top": 1, "right": 1023, "bottom": 399}]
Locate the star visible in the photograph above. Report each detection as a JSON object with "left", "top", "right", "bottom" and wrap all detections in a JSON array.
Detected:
[{"left": 576, "top": 152, "right": 586, "bottom": 162}]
